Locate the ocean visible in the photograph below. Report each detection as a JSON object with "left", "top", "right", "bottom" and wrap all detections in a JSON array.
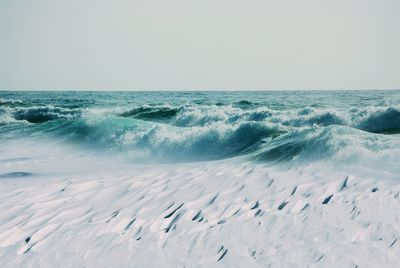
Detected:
[{"left": 0, "top": 90, "right": 399, "bottom": 266}]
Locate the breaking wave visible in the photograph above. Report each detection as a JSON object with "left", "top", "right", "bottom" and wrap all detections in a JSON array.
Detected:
[
  {"left": 50, "top": 115, "right": 284, "bottom": 162},
  {"left": 356, "top": 107, "right": 400, "bottom": 134},
  {"left": 1, "top": 91, "right": 399, "bottom": 166}
]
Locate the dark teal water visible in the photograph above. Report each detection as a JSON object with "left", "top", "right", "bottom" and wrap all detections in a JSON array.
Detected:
[{"left": 1, "top": 90, "right": 400, "bottom": 168}]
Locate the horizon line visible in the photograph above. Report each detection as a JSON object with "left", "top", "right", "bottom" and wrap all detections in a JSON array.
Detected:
[{"left": 1, "top": 88, "right": 400, "bottom": 92}]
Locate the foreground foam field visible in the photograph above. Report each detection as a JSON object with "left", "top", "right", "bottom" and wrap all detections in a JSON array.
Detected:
[{"left": 0, "top": 157, "right": 399, "bottom": 267}]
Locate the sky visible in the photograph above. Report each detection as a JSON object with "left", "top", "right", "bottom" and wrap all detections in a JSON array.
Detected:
[{"left": 0, "top": 0, "right": 399, "bottom": 90}]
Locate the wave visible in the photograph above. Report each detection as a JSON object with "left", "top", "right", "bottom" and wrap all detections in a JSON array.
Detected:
[
  {"left": 170, "top": 105, "right": 400, "bottom": 134},
  {"left": 233, "top": 100, "right": 258, "bottom": 109},
  {"left": 117, "top": 104, "right": 400, "bottom": 133},
  {"left": 0, "top": 106, "right": 81, "bottom": 124},
  {"left": 280, "top": 110, "right": 346, "bottom": 127},
  {"left": 252, "top": 125, "right": 400, "bottom": 170},
  {"left": 356, "top": 107, "right": 400, "bottom": 134},
  {"left": 34, "top": 110, "right": 399, "bottom": 169},
  {"left": 120, "top": 105, "right": 180, "bottom": 122},
  {"left": 2, "top": 102, "right": 399, "bottom": 134},
  {"left": 52, "top": 115, "right": 284, "bottom": 162},
  {"left": 0, "top": 98, "right": 24, "bottom": 106},
  {"left": 1, "top": 100, "right": 399, "bottom": 167}
]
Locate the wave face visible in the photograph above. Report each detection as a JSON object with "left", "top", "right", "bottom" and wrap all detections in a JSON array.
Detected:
[{"left": 1, "top": 91, "right": 400, "bottom": 169}]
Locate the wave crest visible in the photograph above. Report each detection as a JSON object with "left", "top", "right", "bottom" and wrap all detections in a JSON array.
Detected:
[
  {"left": 357, "top": 107, "right": 400, "bottom": 134},
  {"left": 13, "top": 106, "right": 81, "bottom": 123},
  {"left": 120, "top": 106, "right": 180, "bottom": 122}
]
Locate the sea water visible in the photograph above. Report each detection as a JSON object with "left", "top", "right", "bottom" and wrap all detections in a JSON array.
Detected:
[{"left": 1, "top": 90, "right": 399, "bottom": 170}]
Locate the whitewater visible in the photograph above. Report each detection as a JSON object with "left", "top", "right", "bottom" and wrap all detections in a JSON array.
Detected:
[{"left": 0, "top": 90, "right": 399, "bottom": 267}]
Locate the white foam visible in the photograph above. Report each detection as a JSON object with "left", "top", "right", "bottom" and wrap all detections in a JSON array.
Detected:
[{"left": 0, "top": 145, "right": 399, "bottom": 267}]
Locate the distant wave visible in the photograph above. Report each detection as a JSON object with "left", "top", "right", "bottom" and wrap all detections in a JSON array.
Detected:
[
  {"left": 0, "top": 106, "right": 81, "bottom": 124},
  {"left": 232, "top": 100, "right": 259, "bottom": 109},
  {"left": 0, "top": 98, "right": 24, "bottom": 106},
  {"left": 120, "top": 105, "right": 180, "bottom": 122}
]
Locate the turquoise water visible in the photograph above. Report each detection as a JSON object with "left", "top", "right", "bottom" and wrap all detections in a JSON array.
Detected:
[{"left": 1, "top": 90, "right": 400, "bottom": 169}]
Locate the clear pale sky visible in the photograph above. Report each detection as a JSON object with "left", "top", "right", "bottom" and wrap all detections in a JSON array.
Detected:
[{"left": 1, "top": 0, "right": 399, "bottom": 90}]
